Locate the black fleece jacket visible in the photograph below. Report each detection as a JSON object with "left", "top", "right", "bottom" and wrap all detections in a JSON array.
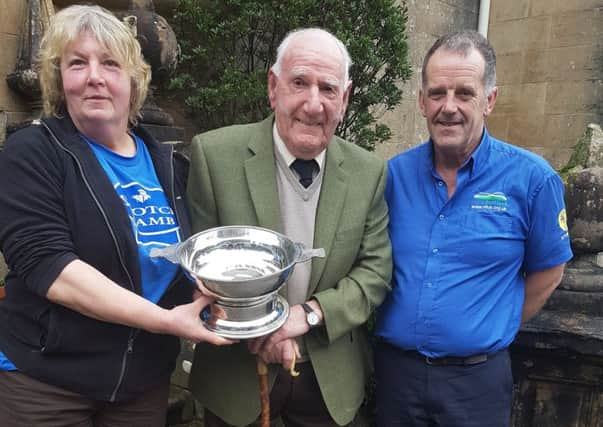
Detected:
[{"left": 0, "top": 114, "right": 192, "bottom": 402}]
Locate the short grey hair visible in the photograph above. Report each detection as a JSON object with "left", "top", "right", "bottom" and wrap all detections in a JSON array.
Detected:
[
  {"left": 271, "top": 28, "right": 352, "bottom": 88},
  {"left": 422, "top": 30, "right": 497, "bottom": 95}
]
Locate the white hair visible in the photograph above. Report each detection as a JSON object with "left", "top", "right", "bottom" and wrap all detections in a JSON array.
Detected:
[{"left": 271, "top": 28, "right": 352, "bottom": 88}]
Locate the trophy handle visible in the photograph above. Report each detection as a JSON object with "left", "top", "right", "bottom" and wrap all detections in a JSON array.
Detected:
[
  {"left": 294, "top": 243, "right": 326, "bottom": 263},
  {"left": 150, "top": 243, "right": 181, "bottom": 263}
]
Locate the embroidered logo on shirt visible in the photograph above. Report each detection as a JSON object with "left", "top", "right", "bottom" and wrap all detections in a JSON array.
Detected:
[
  {"left": 116, "top": 182, "right": 180, "bottom": 247},
  {"left": 132, "top": 189, "right": 151, "bottom": 203},
  {"left": 471, "top": 192, "right": 508, "bottom": 211}
]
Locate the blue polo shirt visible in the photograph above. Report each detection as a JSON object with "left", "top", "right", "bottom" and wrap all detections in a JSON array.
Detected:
[{"left": 375, "top": 129, "right": 573, "bottom": 358}]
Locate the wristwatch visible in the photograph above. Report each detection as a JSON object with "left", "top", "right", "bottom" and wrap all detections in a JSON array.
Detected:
[{"left": 301, "top": 303, "right": 320, "bottom": 327}]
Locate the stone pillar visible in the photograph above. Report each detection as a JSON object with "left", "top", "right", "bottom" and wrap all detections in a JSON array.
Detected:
[
  {"left": 564, "top": 124, "right": 603, "bottom": 255},
  {"left": 511, "top": 124, "right": 603, "bottom": 427}
]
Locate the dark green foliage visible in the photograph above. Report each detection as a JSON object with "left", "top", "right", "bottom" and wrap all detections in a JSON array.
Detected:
[{"left": 170, "top": 0, "right": 411, "bottom": 150}]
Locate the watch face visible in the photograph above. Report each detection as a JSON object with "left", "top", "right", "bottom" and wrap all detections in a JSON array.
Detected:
[{"left": 307, "top": 312, "right": 320, "bottom": 326}]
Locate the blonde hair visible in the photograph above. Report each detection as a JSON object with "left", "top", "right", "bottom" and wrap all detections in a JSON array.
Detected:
[{"left": 38, "top": 4, "right": 151, "bottom": 126}]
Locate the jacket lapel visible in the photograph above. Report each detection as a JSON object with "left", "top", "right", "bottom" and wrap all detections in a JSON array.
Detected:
[
  {"left": 308, "top": 139, "right": 348, "bottom": 296},
  {"left": 244, "top": 117, "right": 282, "bottom": 232}
]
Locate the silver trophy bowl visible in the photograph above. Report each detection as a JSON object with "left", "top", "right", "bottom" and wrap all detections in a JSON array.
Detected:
[{"left": 151, "top": 226, "right": 325, "bottom": 339}]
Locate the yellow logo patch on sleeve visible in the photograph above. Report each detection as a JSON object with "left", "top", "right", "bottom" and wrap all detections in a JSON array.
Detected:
[{"left": 558, "top": 209, "right": 568, "bottom": 231}]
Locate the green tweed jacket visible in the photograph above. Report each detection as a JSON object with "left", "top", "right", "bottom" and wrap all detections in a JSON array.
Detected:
[{"left": 186, "top": 116, "right": 392, "bottom": 426}]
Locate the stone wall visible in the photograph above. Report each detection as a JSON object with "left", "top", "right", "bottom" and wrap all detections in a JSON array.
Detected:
[
  {"left": 487, "top": 1, "right": 603, "bottom": 169},
  {"left": 0, "top": 0, "right": 30, "bottom": 145}
]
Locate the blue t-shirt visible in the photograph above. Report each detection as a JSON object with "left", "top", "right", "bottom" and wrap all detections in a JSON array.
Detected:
[
  {"left": 85, "top": 133, "right": 182, "bottom": 302},
  {"left": 0, "top": 133, "right": 182, "bottom": 371},
  {"left": 375, "top": 129, "right": 573, "bottom": 358}
]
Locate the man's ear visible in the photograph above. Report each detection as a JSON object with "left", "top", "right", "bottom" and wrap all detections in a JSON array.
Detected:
[
  {"left": 484, "top": 86, "right": 498, "bottom": 116},
  {"left": 268, "top": 69, "right": 278, "bottom": 109},
  {"left": 340, "top": 80, "right": 352, "bottom": 120},
  {"left": 418, "top": 88, "right": 427, "bottom": 118}
]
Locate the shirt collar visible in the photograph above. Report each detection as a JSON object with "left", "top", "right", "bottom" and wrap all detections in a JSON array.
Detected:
[
  {"left": 426, "top": 127, "right": 492, "bottom": 180},
  {"left": 466, "top": 127, "right": 491, "bottom": 178},
  {"left": 273, "top": 122, "right": 326, "bottom": 170}
]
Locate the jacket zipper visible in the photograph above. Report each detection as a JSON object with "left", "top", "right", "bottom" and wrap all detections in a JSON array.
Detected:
[
  {"left": 114, "top": 331, "right": 136, "bottom": 399},
  {"left": 164, "top": 144, "right": 185, "bottom": 293},
  {"left": 41, "top": 121, "right": 138, "bottom": 402}
]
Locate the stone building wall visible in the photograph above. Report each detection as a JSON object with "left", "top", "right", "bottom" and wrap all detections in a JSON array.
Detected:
[
  {"left": 0, "top": 0, "right": 30, "bottom": 145},
  {"left": 487, "top": 0, "right": 603, "bottom": 169}
]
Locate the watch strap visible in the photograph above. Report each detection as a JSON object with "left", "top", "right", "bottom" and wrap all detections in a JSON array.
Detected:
[{"left": 301, "top": 303, "right": 313, "bottom": 314}]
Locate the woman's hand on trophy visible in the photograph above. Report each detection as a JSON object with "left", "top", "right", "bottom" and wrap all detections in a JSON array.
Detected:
[
  {"left": 193, "top": 277, "right": 213, "bottom": 295},
  {"left": 163, "top": 294, "right": 235, "bottom": 345}
]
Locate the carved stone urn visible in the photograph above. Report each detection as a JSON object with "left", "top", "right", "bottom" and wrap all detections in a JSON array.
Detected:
[
  {"left": 125, "top": 0, "right": 179, "bottom": 126},
  {"left": 6, "top": 0, "right": 54, "bottom": 111}
]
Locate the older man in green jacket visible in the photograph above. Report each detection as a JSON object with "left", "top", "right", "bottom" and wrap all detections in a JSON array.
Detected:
[{"left": 186, "top": 28, "right": 392, "bottom": 427}]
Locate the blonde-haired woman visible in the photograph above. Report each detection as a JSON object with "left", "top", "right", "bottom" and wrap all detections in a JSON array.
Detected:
[{"left": 0, "top": 5, "right": 230, "bottom": 426}]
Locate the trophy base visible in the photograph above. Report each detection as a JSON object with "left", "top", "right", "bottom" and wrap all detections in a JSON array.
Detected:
[{"left": 201, "top": 294, "right": 289, "bottom": 339}]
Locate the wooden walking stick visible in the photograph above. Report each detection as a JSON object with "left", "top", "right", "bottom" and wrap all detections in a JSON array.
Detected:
[
  {"left": 256, "top": 352, "right": 300, "bottom": 427},
  {"left": 257, "top": 357, "right": 270, "bottom": 427}
]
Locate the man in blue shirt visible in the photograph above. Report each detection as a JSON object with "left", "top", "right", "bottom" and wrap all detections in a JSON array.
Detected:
[{"left": 374, "top": 30, "right": 573, "bottom": 427}]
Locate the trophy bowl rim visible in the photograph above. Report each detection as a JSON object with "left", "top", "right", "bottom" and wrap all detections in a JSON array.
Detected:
[{"left": 176, "top": 225, "right": 300, "bottom": 297}]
